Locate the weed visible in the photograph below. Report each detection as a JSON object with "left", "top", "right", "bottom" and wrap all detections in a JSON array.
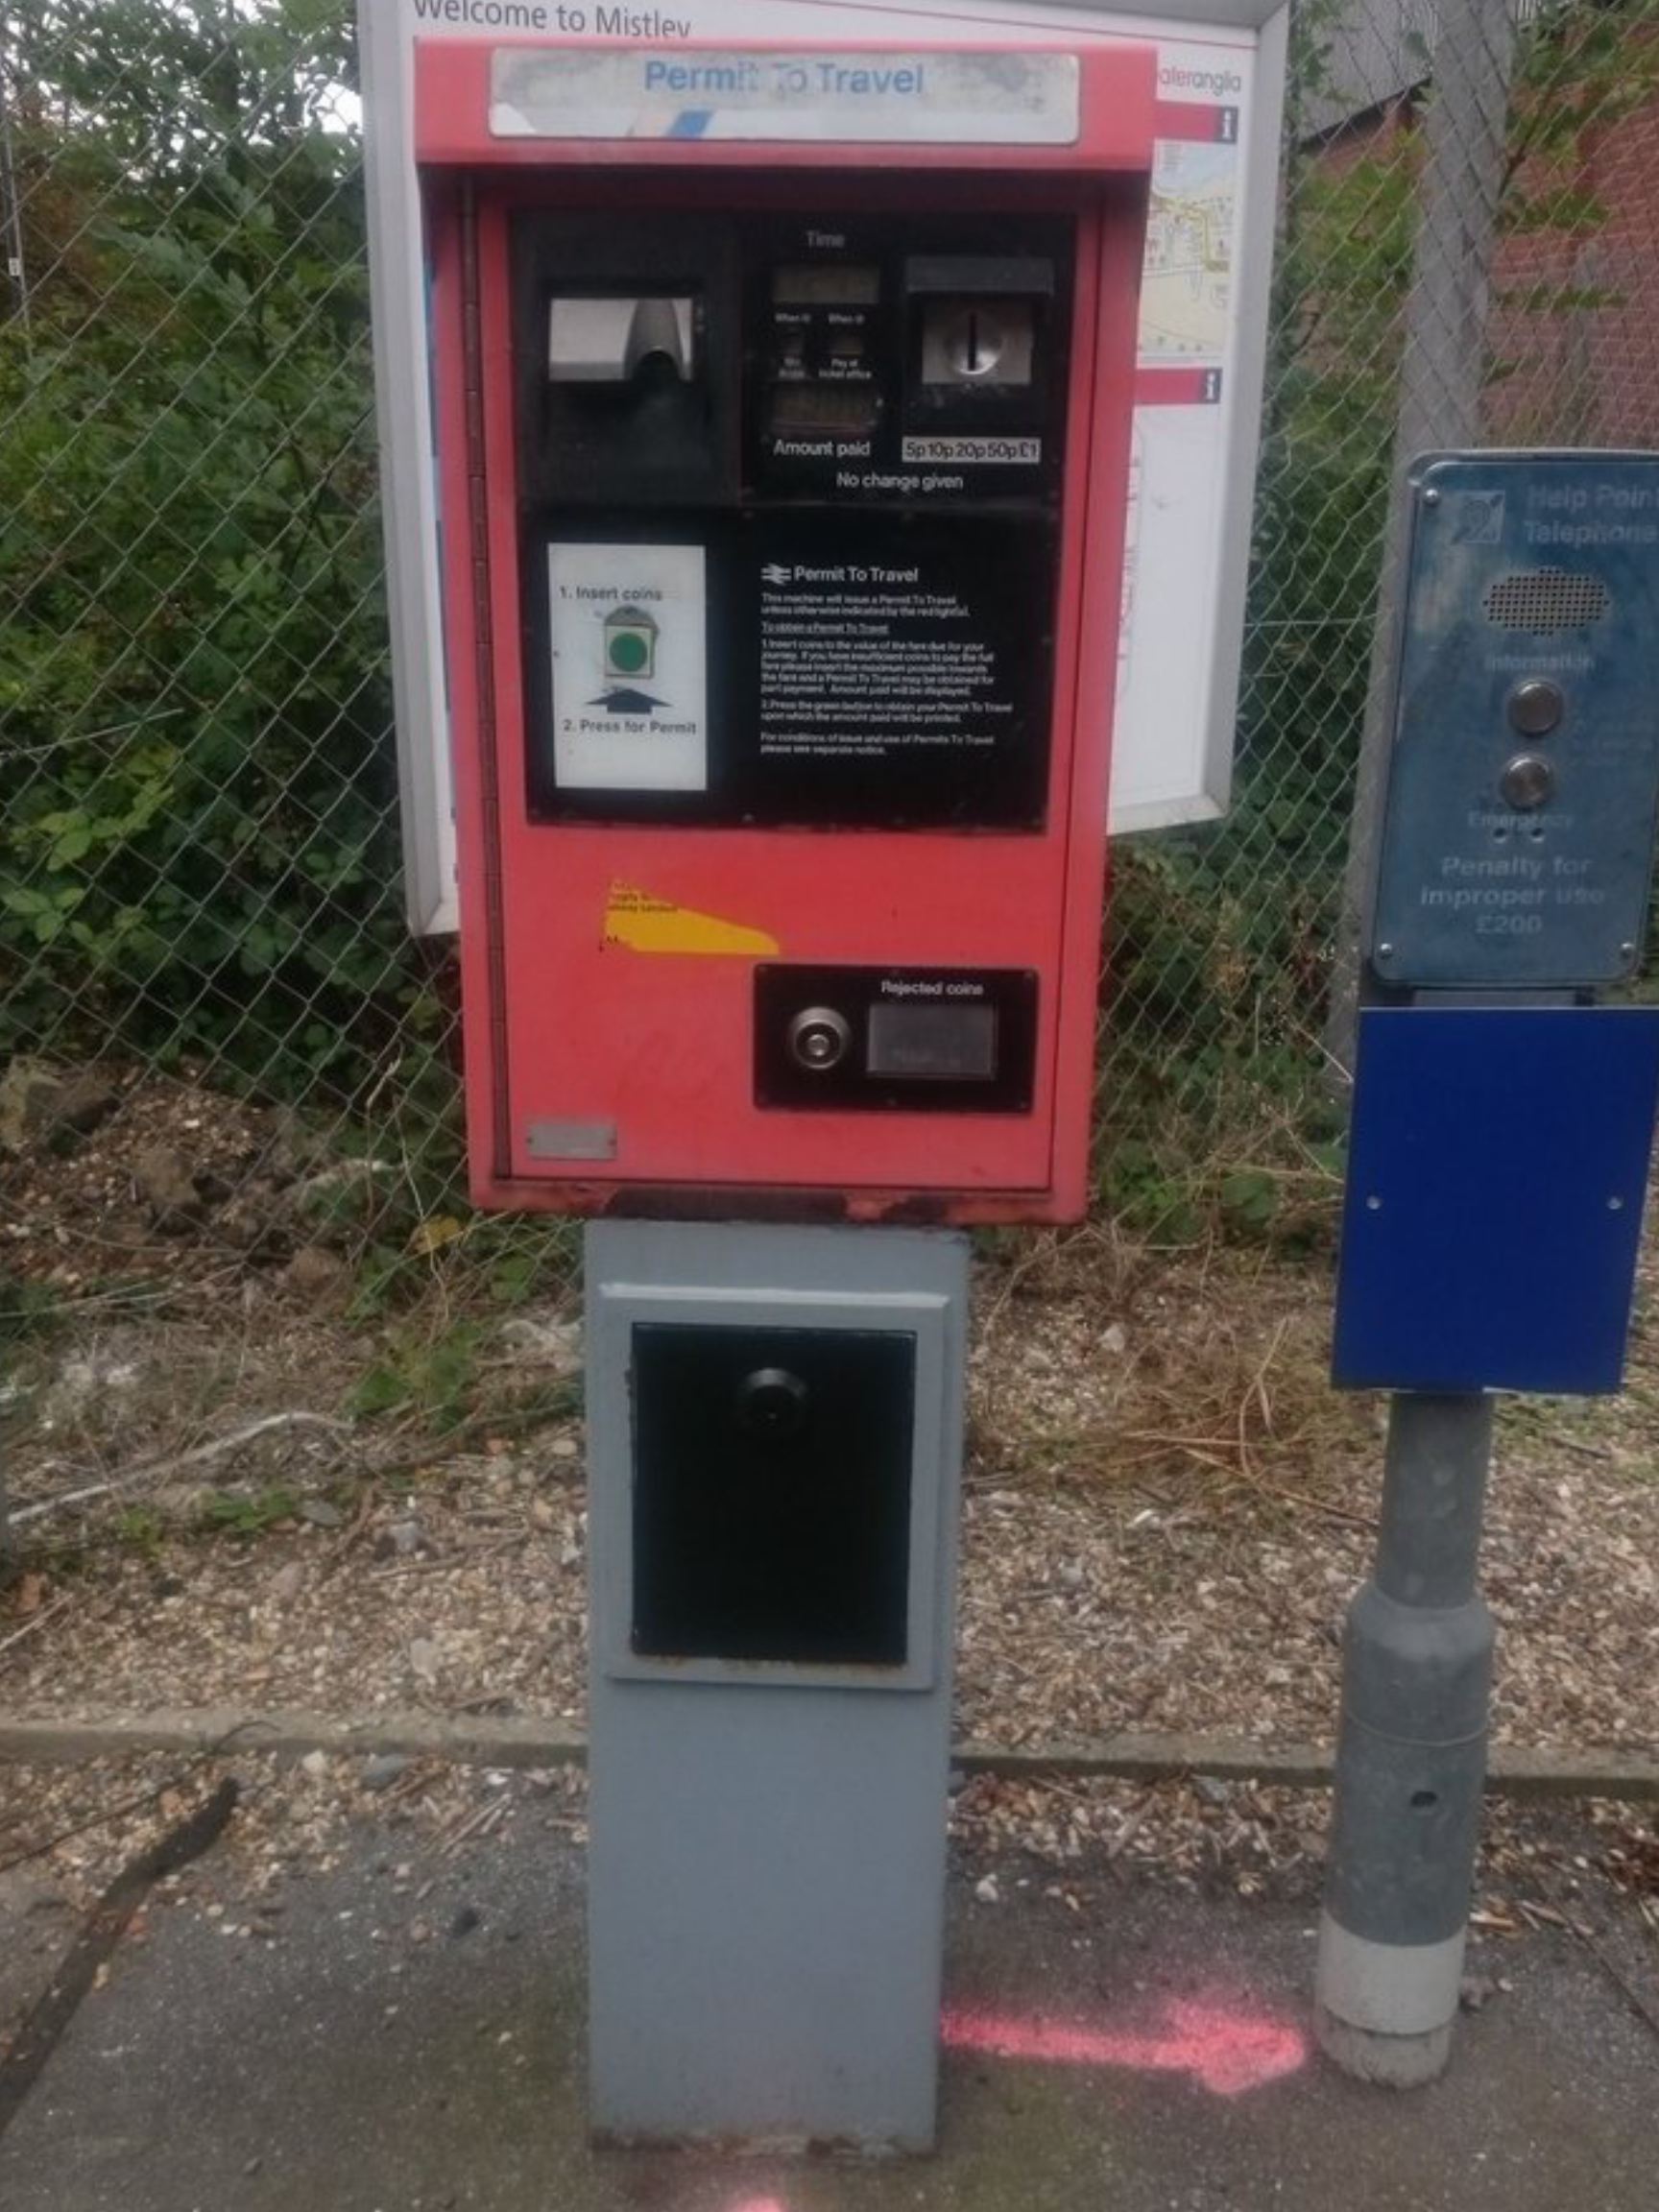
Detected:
[
  {"left": 349, "top": 1320, "right": 484, "bottom": 1432},
  {"left": 112, "top": 1504, "right": 167, "bottom": 1554},
  {"left": 196, "top": 1486, "right": 302, "bottom": 1539},
  {"left": 1096, "top": 1022, "right": 1347, "bottom": 1256},
  {"left": 0, "top": 1275, "right": 59, "bottom": 1346}
]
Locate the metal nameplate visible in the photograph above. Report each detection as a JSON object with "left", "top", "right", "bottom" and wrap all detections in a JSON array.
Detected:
[
  {"left": 1370, "top": 450, "right": 1659, "bottom": 989},
  {"left": 526, "top": 1118, "right": 616, "bottom": 1162}
]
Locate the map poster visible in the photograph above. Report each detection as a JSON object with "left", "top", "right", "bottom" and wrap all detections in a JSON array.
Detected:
[
  {"left": 1142, "top": 136, "right": 1238, "bottom": 372},
  {"left": 1114, "top": 42, "right": 1251, "bottom": 820}
]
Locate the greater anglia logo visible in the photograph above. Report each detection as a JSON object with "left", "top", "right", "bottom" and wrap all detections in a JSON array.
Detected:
[{"left": 1159, "top": 61, "right": 1245, "bottom": 97}]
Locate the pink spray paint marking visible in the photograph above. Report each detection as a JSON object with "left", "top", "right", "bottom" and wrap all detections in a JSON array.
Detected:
[
  {"left": 942, "top": 1997, "right": 1309, "bottom": 2097},
  {"left": 724, "top": 2200, "right": 789, "bottom": 2212}
]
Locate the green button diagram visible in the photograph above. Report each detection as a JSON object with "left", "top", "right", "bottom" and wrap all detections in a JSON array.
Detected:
[{"left": 604, "top": 604, "right": 658, "bottom": 681}]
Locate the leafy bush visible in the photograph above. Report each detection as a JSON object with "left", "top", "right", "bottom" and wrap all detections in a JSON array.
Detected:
[{"left": 0, "top": 0, "right": 408, "bottom": 1100}]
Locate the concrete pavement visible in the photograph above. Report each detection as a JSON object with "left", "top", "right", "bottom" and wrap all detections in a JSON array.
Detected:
[{"left": 1, "top": 1798, "right": 1656, "bottom": 2211}]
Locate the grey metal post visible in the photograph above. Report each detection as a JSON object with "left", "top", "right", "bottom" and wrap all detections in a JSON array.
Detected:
[
  {"left": 1324, "top": 0, "right": 1518, "bottom": 1077},
  {"left": 0, "top": 10, "right": 29, "bottom": 331},
  {"left": 1315, "top": 1390, "right": 1496, "bottom": 2084}
]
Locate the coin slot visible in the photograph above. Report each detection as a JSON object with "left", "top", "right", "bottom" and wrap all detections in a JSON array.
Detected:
[{"left": 921, "top": 299, "right": 1034, "bottom": 389}]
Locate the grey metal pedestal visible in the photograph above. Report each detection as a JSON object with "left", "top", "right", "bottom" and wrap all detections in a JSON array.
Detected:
[
  {"left": 584, "top": 1220, "right": 970, "bottom": 2152},
  {"left": 1315, "top": 1390, "right": 1496, "bottom": 2085}
]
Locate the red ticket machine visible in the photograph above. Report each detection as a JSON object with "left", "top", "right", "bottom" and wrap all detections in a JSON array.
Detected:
[{"left": 417, "top": 39, "right": 1156, "bottom": 1224}]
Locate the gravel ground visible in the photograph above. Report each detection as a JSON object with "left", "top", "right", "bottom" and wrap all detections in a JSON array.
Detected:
[
  {"left": 3, "top": 1068, "right": 1659, "bottom": 1911},
  {"left": 3, "top": 1266, "right": 1657, "bottom": 1757}
]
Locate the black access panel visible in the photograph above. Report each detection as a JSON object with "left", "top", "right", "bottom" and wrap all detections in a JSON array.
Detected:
[{"left": 629, "top": 1322, "right": 916, "bottom": 1667}]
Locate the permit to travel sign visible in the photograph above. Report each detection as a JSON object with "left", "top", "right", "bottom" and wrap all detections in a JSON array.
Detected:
[
  {"left": 360, "top": 0, "right": 1291, "bottom": 933},
  {"left": 489, "top": 45, "right": 1086, "bottom": 140}
]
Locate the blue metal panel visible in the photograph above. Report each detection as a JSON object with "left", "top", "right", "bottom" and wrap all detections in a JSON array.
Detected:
[
  {"left": 1333, "top": 1007, "right": 1659, "bottom": 1395},
  {"left": 1371, "top": 451, "right": 1659, "bottom": 991}
]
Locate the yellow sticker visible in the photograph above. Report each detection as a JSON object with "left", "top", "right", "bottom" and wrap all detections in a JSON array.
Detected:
[{"left": 603, "top": 881, "right": 780, "bottom": 957}]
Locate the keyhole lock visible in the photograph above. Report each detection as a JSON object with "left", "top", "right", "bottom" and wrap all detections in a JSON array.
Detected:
[
  {"left": 734, "top": 1367, "right": 811, "bottom": 1442},
  {"left": 1500, "top": 753, "right": 1555, "bottom": 810},
  {"left": 786, "top": 1006, "right": 852, "bottom": 1072}
]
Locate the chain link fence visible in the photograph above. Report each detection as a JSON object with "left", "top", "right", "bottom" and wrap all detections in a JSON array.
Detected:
[{"left": 4, "top": 0, "right": 1659, "bottom": 1320}]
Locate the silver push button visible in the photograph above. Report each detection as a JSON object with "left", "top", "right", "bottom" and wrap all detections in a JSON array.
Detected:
[
  {"left": 1500, "top": 753, "right": 1554, "bottom": 810},
  {"left": 1507, "top": 677, "right": 1565, "bottom": 736}
]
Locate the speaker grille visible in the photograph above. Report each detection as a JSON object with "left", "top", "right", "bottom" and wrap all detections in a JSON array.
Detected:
[{"left": 1483, "top": 568, "right": 1611, "bottom": 632}]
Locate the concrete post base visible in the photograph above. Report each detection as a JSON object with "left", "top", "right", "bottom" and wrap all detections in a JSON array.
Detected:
[
  {"left": 1313, "top": 2005, "right": 1455, "bottom": 2089},
  {"left": 1314, "top": 1911, "right": 1465, "bottom": 2086}
]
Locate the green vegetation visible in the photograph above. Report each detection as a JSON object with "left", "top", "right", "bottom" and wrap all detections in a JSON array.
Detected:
[
  {"left": 1097, "top": 11, "right": 1413, "bottom": 1241},
  {"left": 1099, "top": 0, "right": 1659, "bottom": 1243},
  {"left": 0, "top": 1274, "right": 60, "bottom": 1345},
  {"left": 0, "top": 0, "right": 406, "bottom": 1097},
  {"left": 196, "top": 1484, "right": 304, "bottom": 1537}
]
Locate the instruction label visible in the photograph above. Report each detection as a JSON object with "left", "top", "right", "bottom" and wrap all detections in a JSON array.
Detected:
[
  {"left": 900, "top": 436, "right": 1043, "bottom": 468},
  {"left": 548, "top": 542, "right": 707, "bottom": 792},
  {"left": 757, "top": 552, "right": 1019, "bottom": 771}
]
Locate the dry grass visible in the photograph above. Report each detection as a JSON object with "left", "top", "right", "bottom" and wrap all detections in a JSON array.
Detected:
[{"left": 971, "top": 1224, "right": 1376, "bottom": 1521}]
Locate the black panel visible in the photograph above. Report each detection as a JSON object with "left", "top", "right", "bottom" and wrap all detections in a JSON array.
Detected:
[
  {"left": 630, "top": 1323, "right": 915, "bottom": 1666},
  {"left": 743, "top": 213, "right": 1070, "bottom": 504},
  {"left": 513, "top": 206, "right": 1073, "bottom": 831},
  {"left": 523, "top": 511, "right": 1054, "bottom": 829},
  {"left": 511, "top": 213, "right": 742, "bottom": 512},
  {"left": 755, "top": 965, "right": 1038, "bottom": 1113}
]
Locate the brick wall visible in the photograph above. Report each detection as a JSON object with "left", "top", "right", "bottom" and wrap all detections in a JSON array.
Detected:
[
  {"left": 1307, "top": 67, "right": 1659, "bottom": 446},
  {"left": 1487, "top": 84, "right": 1659, "bottom": 445}
]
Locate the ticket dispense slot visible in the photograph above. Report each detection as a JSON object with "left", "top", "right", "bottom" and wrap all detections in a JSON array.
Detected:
[
  {"left": 547, "top": 296, "right": 697, "bottom": 384},
  {"left": 513, "top": 215, "right": 740, "bottom": 512}
]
